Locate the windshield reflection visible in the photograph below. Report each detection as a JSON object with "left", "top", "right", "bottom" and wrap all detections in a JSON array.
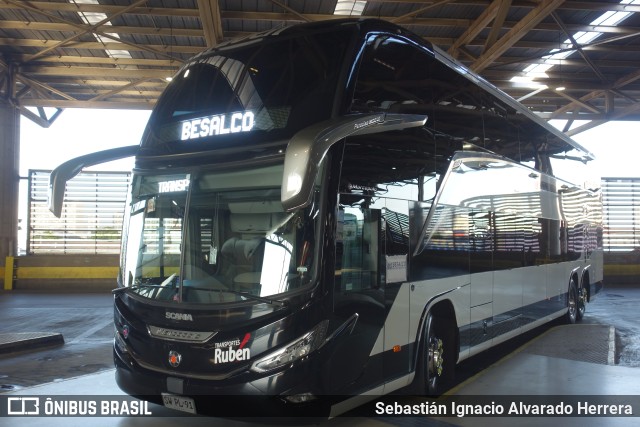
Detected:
[{"left": 121, "top": 164, "right": 319, "bottom": 305}]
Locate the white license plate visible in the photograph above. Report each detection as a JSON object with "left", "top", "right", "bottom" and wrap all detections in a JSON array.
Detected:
[{"left": 161, "top": 393, "right": 197, "bottom": 414}]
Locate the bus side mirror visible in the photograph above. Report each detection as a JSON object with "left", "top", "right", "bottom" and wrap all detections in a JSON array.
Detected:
[{"left": 48, "top": 145, "right": 139, "bottom": 217}]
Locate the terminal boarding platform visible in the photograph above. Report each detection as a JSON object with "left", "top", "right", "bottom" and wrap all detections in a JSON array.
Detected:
[{"left": 1, "top": 289, "right": 639, "bottom": 427}]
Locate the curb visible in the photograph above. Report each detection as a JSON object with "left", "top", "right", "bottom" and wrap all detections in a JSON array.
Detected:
[{"left": 0, "top": 332, "right": 65, "bottom": 354}]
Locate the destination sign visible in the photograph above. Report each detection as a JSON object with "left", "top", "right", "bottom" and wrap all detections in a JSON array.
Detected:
[
  {"left": 158, "top": 178, "right": 190, "bottom": 193},
  {"left": 181, "top": 111, "right": 255, "bottom": 141}
]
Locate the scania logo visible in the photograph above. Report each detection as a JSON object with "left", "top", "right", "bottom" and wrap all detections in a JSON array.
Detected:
[
  {"left": 166, "top": 311, "right": 193, "bottom": 321},
  {"left": 168, "top": 350, "right": 182, "bottom": 368}
]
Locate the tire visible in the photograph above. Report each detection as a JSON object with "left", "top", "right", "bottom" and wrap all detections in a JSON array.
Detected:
[
  {"left": 565, "top": 278, "right": 578, "bottom": 324},
  {"left": 576, "top": 282, "right": 587, "bottom": 322},
  {"left": 415, "top": 312, "right": 454, "bottom": 396}
]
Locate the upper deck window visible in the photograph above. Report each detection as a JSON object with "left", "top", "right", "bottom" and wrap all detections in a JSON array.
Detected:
[
  {"left": 349, "top": 34, "right": 568, "bottom": 163},
  {"left": 143, "top": 28, "right": 354, "bottom": 149}
]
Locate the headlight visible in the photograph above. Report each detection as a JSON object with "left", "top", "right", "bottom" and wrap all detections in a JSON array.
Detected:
[{"left": 250, "top": 320, "right": 328, "bottom": 373}]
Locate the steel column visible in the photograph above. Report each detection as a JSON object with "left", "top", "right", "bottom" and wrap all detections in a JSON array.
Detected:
[{"left": 0, "top": 99, "right": 20, "bottom": 263}]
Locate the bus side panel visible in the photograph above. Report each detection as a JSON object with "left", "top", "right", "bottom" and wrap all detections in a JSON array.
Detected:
[
  {"left": 590, "top": 249, "right": 604, "bottom": 284},
  {"left": 381, "top": 282, "right": 411, "bottom": 393},
  {"left": 491, "top": 268, "right": 523, "bottom": 339},
  {"left": 547, "top": 261, "right": 571, "bottom": 313},
  {"left": 521, "top": 264, "right": 550, "bottom": 325},
  {"left": 467, "top": 270, "right": 493, "bottom": 355}
]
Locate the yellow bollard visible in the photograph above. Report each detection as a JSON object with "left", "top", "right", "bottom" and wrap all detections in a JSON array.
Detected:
[{"left": 4, "top": 256, "right": 14, "bottom": 290}]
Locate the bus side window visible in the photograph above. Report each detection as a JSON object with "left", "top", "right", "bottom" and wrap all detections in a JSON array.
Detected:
[{"left": 411, "top": 204, "right": 470, "bottom": 280}]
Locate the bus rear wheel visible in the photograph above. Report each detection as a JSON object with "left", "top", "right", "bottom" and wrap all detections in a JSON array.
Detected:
[
  {"left": 565, "top": 278, "right": 578, "bottom": 324},
  {"left": 577, "top": 282, "right": 587, "bottom": 321}
]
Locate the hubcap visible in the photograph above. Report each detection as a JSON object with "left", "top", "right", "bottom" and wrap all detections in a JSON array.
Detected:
[
  {"left": 428, "top": 337, "right": 444, "bottom": 378},
  {"left": 569, "top": 288, "right": 578, "bottom": 323},
  {"left": 569, "top": 288, "right": 577, "bottom": 318}
]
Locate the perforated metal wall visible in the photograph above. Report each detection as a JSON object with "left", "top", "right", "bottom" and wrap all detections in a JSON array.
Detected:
[
  {"left": 602, "top": 178, "right": 640, "bottom": 252},
  {"left": 28, "top": 170, "right": 130, "bottom": 254}
]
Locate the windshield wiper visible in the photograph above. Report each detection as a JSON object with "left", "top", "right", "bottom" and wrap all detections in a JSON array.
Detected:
[
  {"left": 112, "top": 283, "right": 176, "bottom": 296},
  {"left": 184, "top": 286, "right": 288, "bottom": 307},
  {"left": 113, "top": 274, "right": 178, "bottom": 296},
  {"left": 112, "top": 278, "right": 286, "bottom": 307}
]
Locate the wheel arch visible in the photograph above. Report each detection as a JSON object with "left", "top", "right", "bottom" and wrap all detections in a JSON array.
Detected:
[
  {"left": 569, "top": 266, "right": 581, "bottom": 290},
  {"left": 412, "top": 298, "right": 459, "bottom": 373},
  {"left": 566, "top": 267, "right": 581, "bottom": 324},
  {"left": 580, "top": 265, "right": 592, "bottom": 302}
]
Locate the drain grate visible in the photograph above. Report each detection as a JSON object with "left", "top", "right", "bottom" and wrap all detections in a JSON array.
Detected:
[{"left": 522, "top": 324, "right": 614, "bottom": 365}]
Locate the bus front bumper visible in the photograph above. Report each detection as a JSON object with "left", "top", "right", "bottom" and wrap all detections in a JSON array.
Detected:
[{"left": 113, "top": 347, "right": 332, "bottom": 418}]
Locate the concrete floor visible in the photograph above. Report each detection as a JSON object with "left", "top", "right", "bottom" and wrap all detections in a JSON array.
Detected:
[{"left": 1, "top": 286, "right": 639, "bottom": 426}]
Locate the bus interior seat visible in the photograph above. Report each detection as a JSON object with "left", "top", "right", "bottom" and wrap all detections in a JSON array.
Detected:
[
  {"left": 219, "top": 237, "right": 264, "bottom": 284},
  {"left": 220, "top": 211, "right": 296, "bottom": 294},
  {"left": 230, "top": 213, "right": 273, "bottom": 236},
  {"left": 218, "top": 213, "right": 273, "bottom": 287}
]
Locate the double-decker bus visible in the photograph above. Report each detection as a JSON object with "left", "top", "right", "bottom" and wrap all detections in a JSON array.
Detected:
[{"left": 49, "top": 18, "right": 603, "bottom": 418}]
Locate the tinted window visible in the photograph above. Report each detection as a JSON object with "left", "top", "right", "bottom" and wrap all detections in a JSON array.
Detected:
[
  {"left": 143, "top": 28, "right": 353, "bottom": 148},
  {"left": 350, "top": 34, "right": 566, "bottom": 162}
]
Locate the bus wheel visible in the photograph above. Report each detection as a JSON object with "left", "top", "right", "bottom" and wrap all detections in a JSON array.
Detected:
[
  {"left": 577, "top": 283, "right": 587, "bottom": 322},
  {"left": 417, "top": 312, "right": 453, "bottom": 396},
  {"left": 565, "top": 278, "right": 578, "bottom": 324}
]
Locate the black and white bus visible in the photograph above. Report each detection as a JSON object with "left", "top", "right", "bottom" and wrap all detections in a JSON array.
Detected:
[{"left": 49, "top": 18, "right": 603, "bottom": 418}]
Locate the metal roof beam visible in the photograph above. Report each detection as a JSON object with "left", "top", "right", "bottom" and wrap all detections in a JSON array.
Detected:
[
  {"left": 197, "top": 0, "right": 224, "bottom": 48},
  {"left": 1, "top": 1, "right": 181, "bottom": 63},
  {"left": 0, "top": 2, "right": 196, "bottom": 17},
  {"left": 19, "top": 66, "right": 172, "bottom": 79},
  {"left": 483, "top": 0, "right": 511, "bottom": 54},
  {"left": 391, "top": 0, "right": 458, "bottom": 24},
  {"left": 269, "top": 0, "right": 313, "bottom": 22},
  {"left": 10, "top": 0, "right": 150, "bottom": 63},
  {"left": 0, "top": 21, "right": 205, "bottom": 38},
  {"left": 550, "top": 11, "right": 607, "bottom": 83},
  {"left": 471, "top": 0, "right": 565, "bottom": 73},
  {"left": 18, "top": 99, "right": 154, "bottom": 109},
  {"left": 88, "top": 77, "right": 157, "bottom": 103},
  {"left": 19, "top": 106, "right": 64, "bottom": 128},
  {"left": 551, "top": 69, "right": 640, "bottom": 118},
  {"left": 566, "top": 101, "right": 640, "bottom": 136},
  {"left": 0, "top": 38, "right": 204, "bottom": 56},
  {"left": 448, "top": 0, "right": 501, "bottom": 58}
]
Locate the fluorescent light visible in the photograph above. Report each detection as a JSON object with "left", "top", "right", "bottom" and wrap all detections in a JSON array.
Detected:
[
  {"left": 515, "top": 0, "right": 638, "bottom": 94},
  {"left": 72, "top": 0, "right": 135, "bottom": 69},
  {"left": 510, "top": 75, "right": 548, "bottom": 89},
  {"left": 334, "top": 0, "right": 367, "bottom": 16}
]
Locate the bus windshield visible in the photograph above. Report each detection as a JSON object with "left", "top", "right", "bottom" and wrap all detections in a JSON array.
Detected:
[{"left": 121, "top": 162, "right": 320, "bottom": 304}]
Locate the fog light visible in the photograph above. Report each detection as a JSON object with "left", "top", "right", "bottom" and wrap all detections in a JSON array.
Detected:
[{"left": 114, "top": 331, "right": 128, "bottom": 353}]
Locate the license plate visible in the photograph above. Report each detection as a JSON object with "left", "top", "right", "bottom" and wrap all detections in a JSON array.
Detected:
[{"left": 161, "top": 393, "right": 196, "bottom": 414}]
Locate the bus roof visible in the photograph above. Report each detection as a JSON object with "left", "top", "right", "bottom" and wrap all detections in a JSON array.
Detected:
[{"left": 147, "top": 18, "right": 593, "bottom": 164}]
